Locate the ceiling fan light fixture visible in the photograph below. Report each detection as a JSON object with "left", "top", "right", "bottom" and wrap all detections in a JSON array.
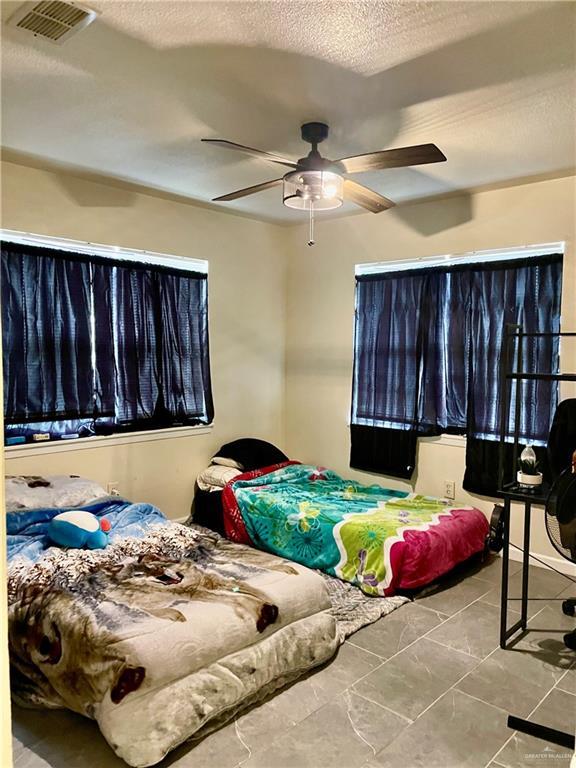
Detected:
[{"left": 283, "top": 170, "right": 343, "bottom": 211}]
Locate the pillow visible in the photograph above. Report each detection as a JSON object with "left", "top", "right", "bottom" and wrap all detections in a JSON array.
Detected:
[
  {"left": 211, "top": 456, "right": 243, "bottom": 470},
  {"left": 212, "top": 438, "right": 289, "bottom": 472},
  {"left": 197, "top": 464, "right": 241, "bottom": 492},
  {"left": 6, "top": 475, "right": 108, "bottom": 512}
]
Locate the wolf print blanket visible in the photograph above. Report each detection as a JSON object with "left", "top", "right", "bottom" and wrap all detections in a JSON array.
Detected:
[
  {"left": 8, "top": 501, "right": 338, "bottom": 765},
  {"left": 222, "top": 463, "right": 490, "bottom": 596}
]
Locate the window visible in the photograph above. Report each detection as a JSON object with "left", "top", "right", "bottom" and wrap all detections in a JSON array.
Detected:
[
  {"left": 1, "top": 233, "right": 213, "bottom": 445},
  {"left": 350, "top": 245, "right": 563, "bottom": 487}
]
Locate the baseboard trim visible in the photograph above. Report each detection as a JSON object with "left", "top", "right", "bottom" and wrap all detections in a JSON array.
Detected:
[{"left": 506, "top": 548, "right": 576, "bottom": 577}]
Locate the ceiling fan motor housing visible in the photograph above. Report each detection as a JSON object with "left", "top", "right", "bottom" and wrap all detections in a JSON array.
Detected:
[{"left": 301, "top": 122, "right": 329, "bottom": 146}]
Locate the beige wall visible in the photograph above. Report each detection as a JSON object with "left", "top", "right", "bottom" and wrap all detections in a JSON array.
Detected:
[
  {"left": 1, "top": 160, "right": 288, "bottom": 520},
  {"left": 284, "top": 175, "right": 576, "bottom": 568},
  {"left": 2, "top": 161, "right": 575, "bottom": 566}
]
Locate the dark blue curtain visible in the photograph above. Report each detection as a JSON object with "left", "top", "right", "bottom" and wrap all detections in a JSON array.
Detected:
[
  {"left": 351, "top": 254, "right": 563, "bottom": 490},
  {"left": 2, "top": 242, "right": 213, "bottom": 439},
  {"left": 1, "top": 243, "right": 105, "bottom": 423},
  {"left": 158, "top": 270, "right": 213, "bottom": 424},
  {"left": 108, "top": 262, "right": 213, "bottom": 429},
  {"left": 467, "top": 258, "right": 562, "bottom": 442},
  {"left": 352, "top": 271, "right": 428, "bottom": 430}
]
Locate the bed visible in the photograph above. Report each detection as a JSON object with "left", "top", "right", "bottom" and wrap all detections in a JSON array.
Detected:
[
  {"left": 7, "top": 475, "right": 339, "bottom": 767},
  {"left": 192, "top": 442, "right": 489, "bottom": 597},
  {"left": 222, "top": 463, "right": 490, "bottom": 596}
]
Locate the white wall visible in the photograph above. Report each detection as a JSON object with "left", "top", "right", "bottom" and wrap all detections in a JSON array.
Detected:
[
  {"left": 1, "top": 160, "right": 288, "bottom": 520},
  {"left": 284, "top": 175, "right": 576, "bottom": 568}
]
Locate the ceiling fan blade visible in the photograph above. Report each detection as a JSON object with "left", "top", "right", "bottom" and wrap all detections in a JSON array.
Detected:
[
  {"left": 202, "top": 139, "right": 297, "bottom": 169},
  {"left": 335, "top": 144, "right": 446, "bottom": 174},
  {"left": 344, "top": 179, "right": 395, "bottom": 213},
  {"left": 213, "top": 178, "right": 283, "bottom": 202}
]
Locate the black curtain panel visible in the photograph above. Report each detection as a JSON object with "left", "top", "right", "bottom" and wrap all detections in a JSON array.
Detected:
[
  {"left": 467, "top": 255, "right": 562, "bottom": 443},
  {"left": 352, "top": 271, "right": 428, "bottom": 431},
  {"left": 351, "top": 254, "right": 563, "bottom": 491},
  {"left": 109, "top": 263, "right": 162, "bottom": 426},
  {"left": 463, "top": 254, "right": 562, "bottom": 495},
  {"left": 351, "top": 270, "right": 429, "bottom": 477},
  {"left": 158, "top": 270, "right": 213, "bottom": 425},
  {"left": 1, "top": 241, "right": 214, "bottom": 438},
  {"left": 108, "top": 262, "right": 213, "bottom": 429},
  {"left": 1, "top": 243, "right": 100, "bottom": 423}
]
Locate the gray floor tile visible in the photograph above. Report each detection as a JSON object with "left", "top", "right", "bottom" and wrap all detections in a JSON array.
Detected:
[
  {"left": 470, "top": 556, "right": 522, "bottom": 585},
  {"left": 495, "top": 688, "right": 576, "bottom": 768},
  {"left": 555, "top": 666, "right": 576, "bottom": 695},
  {"left": 303, "top": 640, "right": 383, "bottom": 698},
  {"left": 353, "top": 637, "right": 478, "bottom": 720},
  {"left": 172, "top": 720, "right": 248, "bottom": 768},
  {"left": 456, "top": 641, "right": 569, "bottom": 717},
  {"left": 235, "top": 676, "right": 327, "bottom": 753},
  {"left": 527, "top": 602, "right": 576, "bottom": 632},
  {"left": 370, "top": 689, "right": 511, "bottom": 768},
  {"left": 11, "top": 706, "right": 68, "bottom": 754},
  {"left": 349, "top": 602, "right": 446, "bottom": 659},
  {"left": 12, "top": 708, "right": 126, "bottom": 768},
  {"left": 414, "top": 574, "right": 492, "bottom": 616},
  {"left": 426, "top": 600, "right": 510, "bottom": 659},
  {"left": 336, "top": 690, "right": 411, "bottom": 754},
  {"left": 557, "top": 584, "right": 576, "bottom": 600},
  {"left": 481, "top": 566, "right": 571, "bottom": 618},
  {"left": 241, "top": 693, "right": 405, "bottom": 768},
  {"left": 11, "top": 705, "right": 246, "bottom": 768},
  {"left": 515, "top": 604, "right": 576, "bottom": 663}
]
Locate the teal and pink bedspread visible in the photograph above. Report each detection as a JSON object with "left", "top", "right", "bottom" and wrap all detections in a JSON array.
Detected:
[{"left": 222, "top": 463, "right": 489, "bottom": 596}]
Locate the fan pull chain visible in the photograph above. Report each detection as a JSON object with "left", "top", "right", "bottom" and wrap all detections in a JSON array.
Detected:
[{"left": 308, "top": 201, "right": 315, "bottom": 247}]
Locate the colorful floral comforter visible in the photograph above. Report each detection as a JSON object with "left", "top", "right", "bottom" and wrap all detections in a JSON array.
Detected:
[{"left": 222, "top": 463, "right": 489, "bottom": 596}]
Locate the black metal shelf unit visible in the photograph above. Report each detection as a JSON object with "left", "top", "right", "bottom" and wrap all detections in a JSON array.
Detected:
[
  {"left": 496, "top": 323, "right": 575, "bottom": 645},
  {"left": 496, "top": 323, "right": 576, "bottom": 752}
]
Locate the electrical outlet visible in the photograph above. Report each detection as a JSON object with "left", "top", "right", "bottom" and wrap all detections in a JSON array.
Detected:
[
  {"left": 107, "top": 481, "right": 120, "bottom": 496},
  {"left": 443, "top": 480, "right": 456, "bottom": 500}
]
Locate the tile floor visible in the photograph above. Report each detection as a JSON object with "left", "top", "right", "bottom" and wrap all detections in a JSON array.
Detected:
[{"left": 11, "top": 556, "right": 576, "bottom": 768}]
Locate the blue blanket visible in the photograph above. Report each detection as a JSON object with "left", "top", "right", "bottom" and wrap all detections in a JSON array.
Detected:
[{"left": 7, "top": 497, "right": 167, "bottom": 565}]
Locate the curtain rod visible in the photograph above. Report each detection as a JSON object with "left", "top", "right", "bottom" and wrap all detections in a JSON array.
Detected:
[
  {"left": 356, "top": 242, "right": 565, "bottom": 276},
  {"left": 0, "top": 229, "right": 208, "bottom": 274}
]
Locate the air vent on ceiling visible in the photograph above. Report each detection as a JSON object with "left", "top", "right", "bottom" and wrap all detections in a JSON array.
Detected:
[{"left": 8, "top": 1, "right": 99, "bottom": 44}]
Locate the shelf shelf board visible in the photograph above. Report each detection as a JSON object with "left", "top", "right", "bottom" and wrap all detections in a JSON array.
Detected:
[{"left": 498, "top": 482, "right": 549, "bottom": 505}]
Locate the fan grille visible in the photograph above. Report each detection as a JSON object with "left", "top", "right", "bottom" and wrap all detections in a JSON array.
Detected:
[
  {"left": 545, "top": 511, "right": 574, "bottom": 561},
  {"left": 545, "top": 477, "right": 576, "bottom": 562},
  {"left": 9, "top": 1, "right": 97, "bottom": 43}
]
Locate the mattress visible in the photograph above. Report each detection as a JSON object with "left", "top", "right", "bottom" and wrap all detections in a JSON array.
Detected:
[
  {"left": 222, "top": 463, "right": 490, "bottom": 596},
  {"left": 8, "top": 499, "right": 338, "bottom": 767}
]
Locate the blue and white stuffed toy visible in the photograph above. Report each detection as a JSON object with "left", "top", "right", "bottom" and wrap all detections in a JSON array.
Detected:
[{"left": 48, "top": 510, "right": 111, "bottom": 550}]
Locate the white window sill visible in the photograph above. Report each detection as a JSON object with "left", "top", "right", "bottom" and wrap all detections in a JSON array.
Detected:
[{"left": 5, "top": 424, "right": 213, "bottom": 457}]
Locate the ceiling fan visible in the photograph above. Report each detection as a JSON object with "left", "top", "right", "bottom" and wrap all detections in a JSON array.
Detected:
[{"left": 202, "top": 122, "right": 446, "bottom": 244}]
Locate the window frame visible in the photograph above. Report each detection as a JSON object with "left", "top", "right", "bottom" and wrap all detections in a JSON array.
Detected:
[{"left": 1, "top": 230, "right": 213, "bottom": 452}]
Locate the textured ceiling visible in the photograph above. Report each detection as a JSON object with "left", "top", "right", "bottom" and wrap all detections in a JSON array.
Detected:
[{"left": 1, "top": 1, "right": 575, "bottom": 223}]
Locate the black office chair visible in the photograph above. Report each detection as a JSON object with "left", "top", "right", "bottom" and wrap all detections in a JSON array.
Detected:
[
  {"left": 546, "top": 398, "right": 576, "bottom": 650},
  {"left": 545, "top": 449, "right": 576, "bottom": 650}
]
